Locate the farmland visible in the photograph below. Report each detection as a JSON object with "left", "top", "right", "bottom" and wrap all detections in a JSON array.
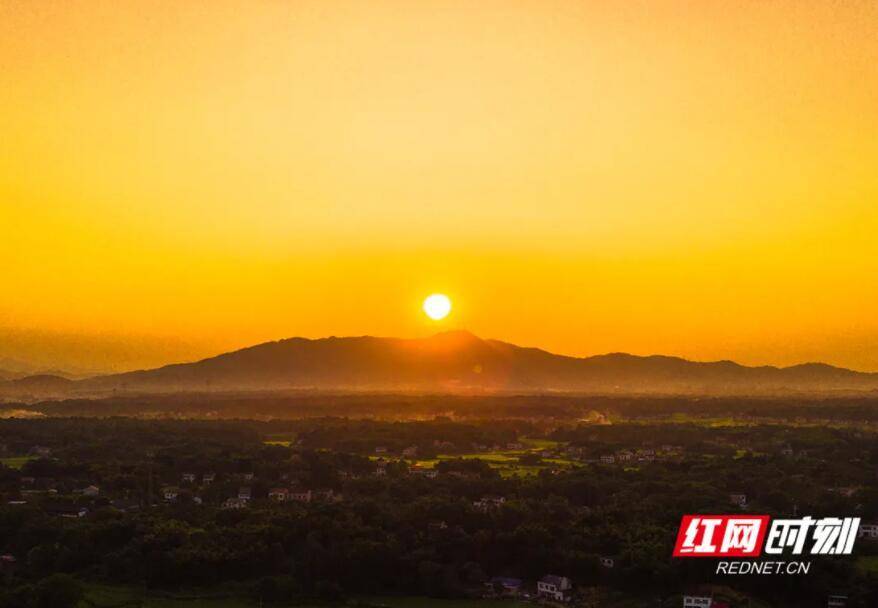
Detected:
[{"left": 0, "top": 456, "right": 35, "bottom": 470}]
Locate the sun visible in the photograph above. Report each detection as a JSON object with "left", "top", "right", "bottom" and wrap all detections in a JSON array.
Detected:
[{"left": 423, "top": 293, "right": 452, "bottom": 320}]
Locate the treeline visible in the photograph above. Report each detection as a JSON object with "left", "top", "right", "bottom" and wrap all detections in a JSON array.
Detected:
[{"left": 6, "top": 392, "right": 878, "bottom": 422}]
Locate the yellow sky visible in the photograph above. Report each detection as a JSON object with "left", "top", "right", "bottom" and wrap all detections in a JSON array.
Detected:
[{"left": 1, "top": 0, "right": 877, "bottom": 372}]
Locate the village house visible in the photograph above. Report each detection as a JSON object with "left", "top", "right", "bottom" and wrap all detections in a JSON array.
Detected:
[
  {"left": 507, "top": 442, "right": 524, "bottom": 450},
  {"left": 828, "top": 487, "right": 858, "bottom": 498},
  {"left": 0, "top": 554, "right": 17, "bottom": 580},
  {"left": 600, "top": 455, "right": 615, "bottom": 464},
  {"left": 202, "top": 473, "right": 215, "bottom": 484},
  {"left": 0, "top": 555, "right": 17, "bottom": 583},
  {"left": 238, "top": 487, "right": 252, "bottom": 501},
  {"left": 374, "top": 446, "right": 387, "bottom": 454},
  {"left": 827, "top": 596, "right": 848, "bottom": 608},
  {"left": 82, "top": 485, "right": 100, "bottom": 497},
  {"left": 683, "top": 595, "right": 713, "bottom": 608},
  {"left": 729, "top": 493, "right": 747, "bottom": 508},
  {"left": 599, "top": 556, "right": 615, "bottom": 568},
  {"left": 162, "top": 487, "right": 179, "bottom": 502},
  {"left": 30, "top": 446, "right": 51, "bottom": 458},
  {"left": 858, "top": 522, "right": 878, "bottom": 540},
  {"left": 222, "top": 497, "right": 248, "bottom": 510},
  {"left": 616, "top": 450, "right": 634, "bottom": 462},
  {"left": 374, "top": 459, "right": 388, "bottom": 476},
  {"left": 410, "top": 465, "right": 438, "bottom": 478},
  {"left": 290, "top": 489, "right": 312, "bottom": 503},
  {"left": 182, "top": 473, "right": 196, "bottom": 483},
  {"left": 428, "top": 520, "right": 448, "bottom": 533},
  {"left": 268, "top": 488, "right": 289, "bottom": 502},
  {"left": 537, "top": 575, "right": 572, "bottom": 601},
  {"left": 402, "top": 446, "right": 418, "bottom": 457},
  {"left": 313, "top": 488, "right": 338, "bottom": 502},
  {"left": 473, "top": 496, "right": 506, "bottom": 511}
]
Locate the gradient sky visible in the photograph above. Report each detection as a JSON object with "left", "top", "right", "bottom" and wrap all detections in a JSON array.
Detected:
[{"left": 1, "top": 0, "right": 877, "bottom": 372}]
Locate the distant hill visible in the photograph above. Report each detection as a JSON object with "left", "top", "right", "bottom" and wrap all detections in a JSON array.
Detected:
[
  {"left": 0, "top": 374, "right": 76, "bottom": 398},
  {"left": 49, "top": 330, "right": 878, "bottom": 396}
]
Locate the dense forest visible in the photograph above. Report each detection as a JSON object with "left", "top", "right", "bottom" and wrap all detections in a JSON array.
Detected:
[{"left": 0, "top": 414, "right": 877, "bottom": 607}]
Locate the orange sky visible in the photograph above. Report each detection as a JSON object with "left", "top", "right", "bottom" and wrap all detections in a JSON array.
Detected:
[{"left": 2, "top": 0, "right": 877, "bottom": 372}]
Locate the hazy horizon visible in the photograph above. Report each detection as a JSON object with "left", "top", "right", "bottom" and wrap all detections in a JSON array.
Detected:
[{"left": 3, "top": 326, "right": 878, "bottom": 377}]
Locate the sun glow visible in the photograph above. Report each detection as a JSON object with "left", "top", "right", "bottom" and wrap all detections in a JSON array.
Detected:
[
  {"left": 2, "top": 1, "right": 878, "bottom": 371},
  {"left": 423, "top": 294, "right": 452, "bottom": 321}
]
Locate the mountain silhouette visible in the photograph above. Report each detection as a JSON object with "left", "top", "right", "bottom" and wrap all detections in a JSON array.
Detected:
[{"left": 37, "top": 330, "right": 873, "bottom": 395}]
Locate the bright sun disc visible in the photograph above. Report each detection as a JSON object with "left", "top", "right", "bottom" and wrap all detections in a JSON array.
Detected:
[{"left": 423, "top": 294, "right": 452, "bottom": 320}]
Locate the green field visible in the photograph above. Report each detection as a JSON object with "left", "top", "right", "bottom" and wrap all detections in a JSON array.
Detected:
[
  {"left": 262, "top": 433, "right": 297, "bottom": 448},
  {"left": 0, "top": 455, "right": 35, "bottom": 469},
  {"left": 367, "top": 438, "right": 576, "bottom": 478},
  {"left": 413, "top": 438, "right": 576, "bottom": 478},
  {"left": 84, "top": 584, "right": 255, "bottom": 607},
  {"left": 519, "top": 437, "right": 561, "bottom": 449}
]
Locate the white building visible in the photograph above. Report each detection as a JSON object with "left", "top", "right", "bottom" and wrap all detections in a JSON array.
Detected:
[
  {"left": 290, "top": 489, "right": 312, "bottom": 503},
  {"left": 858, "top": 522, "right": 878, "bottom": 540},
  {"left": 537, "top": 575, "right": 571, "bottom": 601},
  {"left": 268, "top": 488, "right": 289, "bottom": 502},
  {"left": 683, "top": 596, "right": 712, "bottom": 608},
  {"left": 729, "top": 493, "right": 747, "bottom": 508},
  {"left": 473, "top": 496, "right": 506, "bottom": 512},
  {"left": 222, "top": 497, "right": 248, "bottom": 510}
]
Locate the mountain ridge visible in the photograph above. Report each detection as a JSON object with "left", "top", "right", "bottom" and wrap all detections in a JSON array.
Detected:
[{"left": 2, "top": 330, "right": 876, "bottom": 397}]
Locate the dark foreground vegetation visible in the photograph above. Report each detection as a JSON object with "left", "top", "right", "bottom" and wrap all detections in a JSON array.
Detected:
[{"left": 0, "top": 398, "right": 877, "bottom": 607}]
